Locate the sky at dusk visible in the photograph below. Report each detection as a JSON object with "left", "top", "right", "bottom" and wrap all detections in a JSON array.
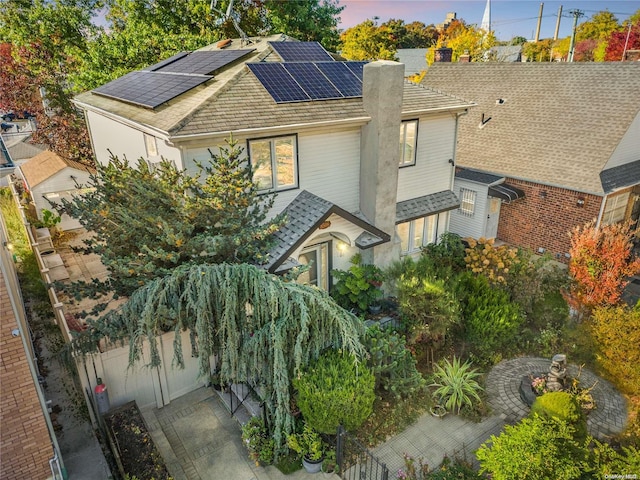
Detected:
[{"left": 337, "top": 1, "right": 639, "bottom": 41}]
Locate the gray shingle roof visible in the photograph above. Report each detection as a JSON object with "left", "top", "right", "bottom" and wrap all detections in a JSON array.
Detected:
[
  {"left": 600, "top": 160, "right": 640, "bottom": 194},
  {"left": 74, "top": 36, "right": 473, "bottom": 137},
  {"left": 455, "top": 168, "right": 504, "bottom": 185},
  {"left": 264, "top": 190, "right": 390, "bottom": 273},
  {"left": 395, "top": 190, "right": 460, "bottom": 224},
  {"left": 423, "top": 63, "right": 640, "bottom": 195},
  {"left": 396, "top": 49, "right": 429, "bottom": 76}
]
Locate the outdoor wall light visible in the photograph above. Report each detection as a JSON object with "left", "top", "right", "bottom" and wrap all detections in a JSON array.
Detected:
[
  {"left": 576, "top": 198, "right": 585, "bottom": 207},
  {"left": 337, "top": 241, "right": 348, "bottom": 256},
  {"left": 11, "top": 329, "right": 20, "bottom": 337}
]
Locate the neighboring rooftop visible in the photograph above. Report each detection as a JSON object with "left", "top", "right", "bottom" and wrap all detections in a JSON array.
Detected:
[
  {"left": 0, "top": 136, "right": 15, "bottom": 176},
  {"left": 424, "top": 63, "right": 640, "bottom": 195},
  {"left": 20, "top": 150, "right": 94, "bottom": 189},
  {"left": 396, "top": 49, "right": 429, "bottom": 76}
]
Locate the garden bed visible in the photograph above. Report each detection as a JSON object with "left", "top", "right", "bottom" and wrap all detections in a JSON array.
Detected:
[{"left": 103, "top": 401, "right": 171, "bottom": 480}]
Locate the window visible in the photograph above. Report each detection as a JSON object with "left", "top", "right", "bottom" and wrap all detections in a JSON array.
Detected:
[
  {"left": 459, "top": 188, "right": 476, "bottom": 217},
  {"left": 399, "top": 120, "right": 418, "bottom": 166},
  {"left": 602, "top": 192, "right": 630, "bottom": 225},
  {"left": 249, "top": 135, "right": 298, "bottom": 191},
  {"left": 297, "top": 242, "right": 329, "bottom": 290},
  {"left": 144, "top": 133, "right": 158, "bottom": 157},
  {"left": 397, "top": 216, "right": 437, "bottom": 255}
]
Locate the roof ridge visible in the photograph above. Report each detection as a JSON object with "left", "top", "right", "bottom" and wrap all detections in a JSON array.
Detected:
[{"left": 410, "top": 79, "right": 473, "bottom": 105}]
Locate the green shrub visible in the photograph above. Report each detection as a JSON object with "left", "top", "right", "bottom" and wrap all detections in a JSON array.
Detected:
[
  {"left": 365, "top": 325, "right": 426, "bottom": 399},
  {"left": 430, "top": 357, "right": 483, "bottom": 415},
  {"left": 287, "top": 422, "right": 323, "bottom": 461},
  {"left": 421, "top": 232, "right": 467, "bottom": 274},
  {"left": 426, "top": 456, "right": 482, "bottom": 479},
  {"left": 456, "top": 272, "right": 523, "bottom": 357},
  {"left": 331, "top": 254, "right": 384, "bottom": 312},
  {"left": 398, "top": 275, "right": 460, "bottom": 347},
  {"left": 476, "top": 415, "right": 590, "bottom": 480},
  {"left": 531, "top": 391, "right": 587, "bottom": 440},
  {"left": 294, "top": 350, "right": 375, "bottom": 434}
]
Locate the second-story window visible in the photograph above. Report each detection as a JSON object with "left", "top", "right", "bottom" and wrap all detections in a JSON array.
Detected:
[
  {"left": 399, "top": 120, "right": 418, "bottom": 167},
  {"left": 249, "top": 135, "right": 298, "bottom": 191}
]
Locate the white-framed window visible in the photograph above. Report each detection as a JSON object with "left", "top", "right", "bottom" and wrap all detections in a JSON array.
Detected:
[
  {"left": 399, "top": 120, "right": 418, "bottom": 167},
  {"left": 459, "top": 188, "right": 476, "bottom": 217},
  {"left": 144, "top": 133, "right": 158, "bottom": 157},
  {"left": 602, "top": 191, "right": 630, "bottom": 225},
  {"left": 397, "top": 216, "right": 437, "bottom": 255},
  {"left": 297, "top": 242, "right": 330, "bottom": 290},
  {"left": 249, "top": 135, "right": 298, "bottom": 191}
]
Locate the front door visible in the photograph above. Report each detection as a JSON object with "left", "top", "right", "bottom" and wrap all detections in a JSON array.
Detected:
[
  {"left": 484, "top": 197, "right": 501, "bottom": 239},
  {"left": 297, "top": 242, "right": 330, "bottom": 290}
]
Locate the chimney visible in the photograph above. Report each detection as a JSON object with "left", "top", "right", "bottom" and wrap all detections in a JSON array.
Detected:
[
  {"left": 360, "top": 61, "right": 404, "bottom": 267},
  {"left": 434, "top": 47, "right": 453, "bottom": 63},
  {"left": 459, "top": 53, "right": 471, "bottom": 63}
]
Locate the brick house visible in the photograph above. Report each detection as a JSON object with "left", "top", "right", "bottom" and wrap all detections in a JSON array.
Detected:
[
  {"left": 73, "top": 35, "right": 473, "bottom": 286},
  {"left": 1, "top": 215, "right": 63, "bottom": 479},
  {"left": 424, "top": 63, "right": 640, "bottom": 260}
]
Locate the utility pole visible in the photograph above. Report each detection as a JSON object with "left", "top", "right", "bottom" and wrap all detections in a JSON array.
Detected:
[
  {"left": 534, "top": 2, "right": 544, "bottom": 42},
  {"left": 567, "top": 9, "right": 584, "bottom": 62},
  {"left": 553, "top": 5, "right": 562, "bottom": 41}
]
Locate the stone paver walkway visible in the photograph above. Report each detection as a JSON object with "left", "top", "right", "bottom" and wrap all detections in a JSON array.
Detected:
[
  {"left": 141, "top": 357, "right": 628, "bottom": 479},
  {"left": 486, "top": 356, "right": 627, "bottom": 440}
]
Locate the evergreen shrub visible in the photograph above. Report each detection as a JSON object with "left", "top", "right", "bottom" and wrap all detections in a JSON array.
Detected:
[
  {"left": 531, "top": 391, "right": 587, "bottom": 440},
  {"left": 294, "top": 350, "right": 375, "bottom": 434}
]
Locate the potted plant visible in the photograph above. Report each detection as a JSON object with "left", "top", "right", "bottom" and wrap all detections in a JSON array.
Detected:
[
  {"left": 241, "top": 417, "right": 275, "bottom": 466},
  {"left": 321, "top": 448, "right": 339, "bottom": 475},
  {"left": 287, "top": 423, "right": 324, "bottom": 473}
]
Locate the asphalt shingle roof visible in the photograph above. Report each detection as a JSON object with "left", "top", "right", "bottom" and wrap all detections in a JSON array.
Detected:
[
  {"left": 395, "top": 190, "right": 460, "bottom": 224},
  {"left": 423, "top": 63, "right": 640, "bottom": 195},
  {"left": 600, "top": 159, "right": 640, "bottom": 194},
  {"left": 455, "top": 168, "right": 504, "bottom": 185},
  {"left": 264, "top": 190, "right": 389, "bottom": 272},
  {"left": 74, "top": 36, "right": 473, "bottom": 138}
]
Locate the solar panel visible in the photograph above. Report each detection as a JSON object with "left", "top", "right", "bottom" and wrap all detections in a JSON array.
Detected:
[
  {"left": 283, "top": 63, "right": 342, "bottom": 100},
  {"left": 154, "top": 49, "right": 256, "bottom": 75},
  {"left": 147, "top": 52, "right": 189, "bottom": 71},
  {"left": 344, "top": 61, "right": 369, "bottom": 81},
  {"left": 93, "top": 71, "right": 211, "bottom": 109},
  {"left": 316, "top": 62, "right": 362, "bottom": 97},
  {"left": 269, "top": 42, "right": 334, "bottom": 62},
  {"left": 247, "top": 63, "right": 310, "bottom": 103}
]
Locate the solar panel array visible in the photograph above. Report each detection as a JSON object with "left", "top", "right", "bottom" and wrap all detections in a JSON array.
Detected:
[
  {"left": 153, "top": 49, "right": 256, "bottom": 75},
  {"left": 147, "top": 52, "right": 189, "bottom": 72},
  {"left": 93, "top": 71, "right": 211, "bottom": 109},
  {"left": 248, "top": 61, "right": 368, "bottom": 103},
  {"left": 269, "top": 42, "right": 333, "bottom": 62}
]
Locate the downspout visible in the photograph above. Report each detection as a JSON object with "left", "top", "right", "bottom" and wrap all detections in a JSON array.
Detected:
[
  {"left": 444, "top": 109, "right": 469, "bottom": 239},
  {"left": 595, "top": 194, "right": 607, "bottom": 230},
  {"left": 49, "top": 449, "right": 65, "bottom": 480}
]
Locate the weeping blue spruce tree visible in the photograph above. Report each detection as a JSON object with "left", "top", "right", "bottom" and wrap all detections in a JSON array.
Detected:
[{"left": 74, "top": 263, "right": 366, "bottom": 455}]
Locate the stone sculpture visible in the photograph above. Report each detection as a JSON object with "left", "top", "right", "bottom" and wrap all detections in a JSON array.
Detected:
[{"left": 546, "top": 354, "right": 567, "bottom": 392}]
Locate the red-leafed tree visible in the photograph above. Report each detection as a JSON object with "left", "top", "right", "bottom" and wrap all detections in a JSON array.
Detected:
[
  {"left": 567, "top": 220, "right": 640, "bottom": 317},
  {"left": 604, "top": 14, "right": 640, "bottom": 61},
  {"left": 0, "top": 43, "right": 40, "bottom": 111}
]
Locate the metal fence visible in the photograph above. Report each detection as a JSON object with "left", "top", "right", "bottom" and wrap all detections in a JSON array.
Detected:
[{"left": 336, "top": 425, "right": 389, "bottom": 480}]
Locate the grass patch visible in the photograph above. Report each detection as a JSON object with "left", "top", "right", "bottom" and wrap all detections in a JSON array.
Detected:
[{"left": 275, "top": 452, "right": 302, "bottom": 474}]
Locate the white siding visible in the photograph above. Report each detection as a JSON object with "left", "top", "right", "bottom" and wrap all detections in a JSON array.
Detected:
[
  {"left": 604, "top": 112, "right": 640, "bottom": 170},
  {"left": 183, "top": 128, "right": 361, "bottom": 217},
  {"left": 31, "top": 168, "right": 93, "bottom": 231},
  {"left": 87, "top": 111, "right": 180, "bottom": 167},
  {"left": 449, "top": 179, "right": 490, "bottom": 240},
  {"left": 397, "top": 113, "right": 456, "bottom": 202}
]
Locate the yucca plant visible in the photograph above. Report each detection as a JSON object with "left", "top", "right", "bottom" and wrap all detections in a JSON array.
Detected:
[{"left": 430, "top": 356, "right": 483, "bottom": 415}]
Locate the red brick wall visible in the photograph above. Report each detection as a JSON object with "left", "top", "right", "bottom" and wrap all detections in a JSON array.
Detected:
[
  {"left": 497, "top": 179, "right": 603, "bottom": 262},
  {"left": 1, "top": 270, "right": 53, "bottom": 480}
]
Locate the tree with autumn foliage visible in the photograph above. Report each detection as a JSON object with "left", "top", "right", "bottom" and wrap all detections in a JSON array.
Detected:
[
  {"left": 567, "top": 220, "right": 640, "bottom": 316},
  {"left": 604, "top": 11, "right": 640, "bottom": 62},
  {"left": 55, "top": 139, "right": 283, "bottom": 308}
]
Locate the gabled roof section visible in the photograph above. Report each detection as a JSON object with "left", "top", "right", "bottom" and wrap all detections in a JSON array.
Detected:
[
  {"left": 396, "top": 49, "right": 429, "bottom": 76},
  {"left": 264, "top": 190, "right": 390, "bottom": 273},
  {"left": 21, "top": 151, "right": 94, "bottom": 189},
  {"left": 423, "top": 63, "right": 640, "bottom": 195},
  {"left": 74, "top": 35, "right": 474, "bottom": 138},
  {"left": 7, "top": 138, "right": 46, "bottom": 161},
  {"left": 396, "top": 190, "right": 460, "bottom": 224}
]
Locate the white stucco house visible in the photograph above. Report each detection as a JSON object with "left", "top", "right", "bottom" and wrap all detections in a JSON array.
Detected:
[{"left": 73, "top": 35, "right": 474, "bottom": 288}]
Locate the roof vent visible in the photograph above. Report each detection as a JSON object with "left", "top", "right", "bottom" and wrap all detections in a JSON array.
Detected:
[
  {"left": 217, "top": 39, "right": 232, "bottom": 49},
  {"left": 496, "top": 98, "right": 505, "bottom": 105}
]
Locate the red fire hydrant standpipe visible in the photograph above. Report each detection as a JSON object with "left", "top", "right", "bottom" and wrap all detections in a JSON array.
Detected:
[{"left": 94, "top": 377, "right": 110, "bottom": 415}]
